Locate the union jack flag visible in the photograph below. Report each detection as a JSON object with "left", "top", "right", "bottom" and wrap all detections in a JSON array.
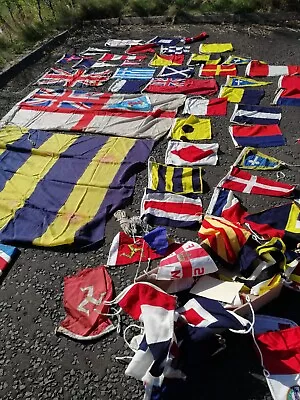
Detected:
[{"left": 36, "top": 68, "right": 112, "bottom": 88}]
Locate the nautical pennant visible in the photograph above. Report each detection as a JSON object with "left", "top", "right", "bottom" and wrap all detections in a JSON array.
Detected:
[
  {"left": 219, "top": 86, "right": 264, "bottom": 104},
  {"left": 246, "top": 60, "right": 300, "bottom": 77},
  {"left": 148, "top": 160, "right": 203, "bottom": 194},
  {"left": 0, "top": 126, "right": 154, "bottom": 247},
  {"left": 36, "top": 68, "right": 112, "bottom": 87},
  {"left": 233, "top": 147, "right": 286, "bottom": 170},
  {"left": 225, "top": 76, "right": 272, "bottom": 87},
  {"left": 147, "top": 36, "right": 181, "bottom": 46},
  {"left": 199, "top": 64, "right": 237, "bottom": 77},
  {"left": 217, "top": 166, "right": 295, "bottom": 197},
  {"left": 229, "top": 124, "right": 286, "bottom": 148},
  {"left": 99, "top": 53, "right": 146, "bottom": 62},
  {"left": 157, "top": 66, "right": 194, "bottom": 79},
  {"left": 222, "top": 55, "right": 251, "bottom": 65},
  {"left": 230, "top": 104, "right": 282, "bottom": 125},
  {"left": 169, "top": 115, "right": 212, "bottom": 141},
  {"left": 165, "top": 142, "right": 218, "bottom": 166}
]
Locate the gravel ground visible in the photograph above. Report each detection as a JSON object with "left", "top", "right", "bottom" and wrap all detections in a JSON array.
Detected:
[{"left": 0, "top": 21, "right": 299, "bottom": 400}]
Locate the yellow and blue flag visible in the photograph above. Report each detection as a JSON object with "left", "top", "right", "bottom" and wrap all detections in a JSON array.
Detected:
[
  {"left": 148, "top": 160, "right": 203, "bottom": 194},
  {"left": 225, "top": 76, "right": 272, "bottom": 87},
  {"left": 219, "top": 86, "right": 264, "bottom": 104},
  {"left": 233, "top": 147, "right": 286, "bottom": 170},
  {"left": 222, "top": 55, "right": 251, "bottom": 65},
  {"left": 0, "top": 126, "right": 154, "bottom": 247}
]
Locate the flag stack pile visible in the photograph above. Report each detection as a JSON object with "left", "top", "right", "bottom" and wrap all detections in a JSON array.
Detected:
[{"left": 0, "top": 29, "right": 299, "bottom": 400}]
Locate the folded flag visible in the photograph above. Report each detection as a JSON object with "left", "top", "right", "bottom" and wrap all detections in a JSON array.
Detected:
[
  {"left": 199, "top": 43, "right": 234, "bottom": 53},
  {"left": 225, "top": 76, "right": 272, "bottom": 87},
  {"left": 183, "top": 97, "right": 228, "bottom": 116},
  {"left": 169, "top": 115, "right": 212, "bottom": 141},
  {"left": 157, "top": 66, "right": 194, "bottom": 79},
  {"left": 148, "top": 160, "right": 203, "bottom": 194},
  {"left": 36, "top": 68, "right": 112, "bottom": 87},
  {"left": 0, "top": 243, "right": 20, "bottom": 276},
  {"left": 143, "top": 227, "right": 169, "bottom": 255},
  {"left": 158, "top": 241, "right": 218, "bottom": 280},
  {"left": 182, "top": 32, "right": 209, "bottom": 44},
  {"left": 108, "top": 79, "right": 149, "bottom": 93},
  {"left": 177, "top": 296, "right": 250, "bottom": 331},
  {"left": 141, "top": 189, "right": 203, "bottom": 229},
  {"left": 242, "top": 201, "right": 300, "bottom": 247},
  {"left": 218, "top": 166, "right": 295, "bottom": 197},
  {"left": 107, "top": 232, "right": 170, "bottom": 266},
  {"left": 233, "top": 147, "right": 286, "bottom": 170},
  {"left": 126, "top": 43, "right": 157, "bottom": 54},
  {"left": 57, "top": 266, "right": 115, "bottom": 340},
  {"left": 229, "top": 124, "right": 286, "bottom": 148},
  {"left": 206, "top": 188, "right": 248, "bottom": 225},
  {"left": 112, "top": 67, "right": 155, "bottom": 80},
  {"left": 80, "top": 47, "right": 108, "bottom": 55},
  {"left": 273, "top": 76, "right": 300, "bottom": 106},
  {"left": 165, "top": 142, "right": 218, "bottom": 166},
  {"left": 199, "top": 64, "right": 237, "bottom": 77},
  {"left": 198, "top": 215, "right": 251, "bottom": 264},
  {"left": 255, "top": 326, "right": 300, "bottom": 400},
  {"left": 160, "top": 45, "right": 190, "bottom": 55},
  {"left": 230, "top": 104, "right": 282, "bottom": 125},
  {"left": 143, "top": 77, "right": 218, "bottom": 95},
  {"left": 56, "top": 53, "right": 83, "bottom": 64},
  {"left": 222, "top": 55, "right": 251, "bottom": 65},
  {"left": 148, "top": 36, "right": 181, "bottom": 46},
  {"left": 149, "top": 54, "right": 184, "bottom": 67},
  {"left": 219, "top": 86, "right": 264, "bottom": 104},
  {"left": 246, "top": 60, "right": 300, "bottom": 77}
]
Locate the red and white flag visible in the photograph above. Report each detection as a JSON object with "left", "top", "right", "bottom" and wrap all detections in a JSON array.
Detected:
[
  {"left": 143, "top": 77, "right": 218, "bottom": 95},
  {"left": 183, "top": 97, "right": 228, "bottom": 116},
  {"left": 182, "top": 31, "right": 209, "bottom": 44},
  {"left": 165, "top": 142, "right": 219, "bottom": 166},
  {"left": 256, "top": 326, "right": 300, "bottom": 400},
  {"left": 99, "top": 53, "right": 146, "bottom": 62},
  {"left": 218, "top": 166, "right": 295, "bottom": 197},
  {"left": 246, "top": 60, "right": 300, "bottom": 77},
  {"left": 199, "top": 64, "right": 237, "bottom": 77},
  {"left": 57, "top": 266, "right": 115, "bottom": 340},
  {"left": 157, "top": 241, "right": 218, "bottom": 280}
]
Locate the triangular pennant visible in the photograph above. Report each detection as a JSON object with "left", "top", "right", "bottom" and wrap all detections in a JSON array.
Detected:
[
  {"left": 225, "top": 76, "right": 272, "bottom": 87},
  {"left": 222, "top": 55, "right": 251, "bottom": 65},
  {"left": 233, "top": 147, "right": 286, "bottom": 170}
]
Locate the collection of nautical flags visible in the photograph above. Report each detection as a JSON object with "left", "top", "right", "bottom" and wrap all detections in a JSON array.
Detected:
[
  {"left": 143, "top": 77, "right": 218, "bottom": 95},
  {"left": 219, "top": 86, "right": 264, "bottom": 104},
  {"left": 165, "top": 142, "right": 218, "bottom": 166},
  {"left": 183, "top": 97, "right": 227, "bottom": 116},
  {"left": 233, "top": 147, "right": 286, "bottom": 170},
  {"left": 229, "top": 124, "right": 286, "bottom": 148},
  {"left": 198, "top": 64, "right": 237, "bottom": 77},
  {"left": 141, "top": 189, "right": 203, "bottom": 229},
  {"left": 230, "top": 104, "right": 282, "bottom": 125},
  {"left": 156, "top": 66, "right": 195, "bottom": 79},
  {"left": 36, "top": 68, "right": 112, "bottom": 87},
  {"left": 199, "top": 43, "right": 234, "bottom": 53},
  {"left": 169, "top": 116, "right": 212, "bottom": 141},
  {"left": 246, "top": 60, "right": 300, "bottom": 77}
]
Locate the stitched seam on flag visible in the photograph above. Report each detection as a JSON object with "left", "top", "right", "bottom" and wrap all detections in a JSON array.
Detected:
[
  {"left": 0, "top": 134, "right": 77, "bottom": 231},
  {"left": 33, "top": 137, "right": 136, "bottom": 246}
]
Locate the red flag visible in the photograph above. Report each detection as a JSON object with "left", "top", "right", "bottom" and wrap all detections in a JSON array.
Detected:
[
  {"left": 143, "top": 77, "right": 218, "bottom": 95},
  {"left": 126, "top": 43, "right": 158, "bottom": 54},
  {"left": 183, "top": 32, "right": 209, "bottom": 44},
  {"left": 199, "top": 64, "right": 237, "bottom": 77},
  {"left": 218, "top": 166, "right": 295, "bottom": 197},
  {"left": 57, "top": 266, "right": 115, "bottom": 340},
  {"left": 171, "top": 146, "right": 214, "bottom": 162}
]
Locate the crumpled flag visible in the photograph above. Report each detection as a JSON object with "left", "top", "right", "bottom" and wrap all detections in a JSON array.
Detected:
[
  {"left": 199, "top": 43, "right": 234, "bottom": 53},
  {"left": 165, "top": 142, "right": 218, "bottom": 166},
  {"left": 219, "top": 86, "right": 264, "bottom": 104},
  {"left": 199, "top": 64, "right": 237, "bottom": 77},
  {"left": 149, "top": 54, "right": 184, "bottom": 67},
  {"left": 233, "top": 147, "right": 286, "bottom": 170},
  {"left": 183, "top": 97, "right": 228, "bottom": 116},
  {"left": 229, "top": 124, "right": 285, "bottom": 148},
  {"left": 157, "top": 241, "right": 218, "bottom": 280},
  {"left": 246, "top": 60, "right": 300, "bottom": 77},
  {"left": 57, "top": 266, "right": 115, "bottom": 340},
  {"left": 169, "top": 115, "right": 212, "bottom": 141},
  {"left": 225, "top": 76, "right": 272, "bottom": 87},
  {"left": 182, "top": 31, "right": 209, "bottom": 44},
  {"left": 0, "top": 243, "right": 20, "bottom": 276},
  {"left": 222, "top": 55, "right": 251, "bottom": 65},
  {"left": 143, "top": 227, "right": 169, "bottom": 255}
]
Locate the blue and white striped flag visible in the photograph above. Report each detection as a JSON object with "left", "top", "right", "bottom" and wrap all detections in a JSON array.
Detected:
[
  {"left": 160, "top": 45, "right": 190, "bottom": 55},
  {"left": 112, "top": 67, "right": 155, "bottom": 80},
  {"left": 230, "top": 104, "right": 282, "bottom": 125}
]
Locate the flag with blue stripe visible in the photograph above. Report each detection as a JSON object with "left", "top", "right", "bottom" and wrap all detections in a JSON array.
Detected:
[
  {"left": 112, "top": 67, "right": 155, "bottom": 80},
  {"left": 230, "top": 104, "right": 282, "bottom": 125}
]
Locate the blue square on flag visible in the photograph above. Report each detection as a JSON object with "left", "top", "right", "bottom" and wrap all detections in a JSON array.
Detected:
[{"left": 157, "top": 66, "right": 195, "bottom": 80}]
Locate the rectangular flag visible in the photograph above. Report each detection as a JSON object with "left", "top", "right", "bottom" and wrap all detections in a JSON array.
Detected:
[
  {"left": 217, "top": 166, "right": 295, "bottom": 197},
  {"left": 165, "top": 142, "right": 218, "bottom": 166},
  {"left": 148, "top": 36, "right": 181, "bottom": 46},
  {"left": 141, "top": 189, "right": 203, "bottom": 229},
  {"left": 36, "top": 68, "right": 112, "bottom": 87},
  {"left": 198, "top": 215, "right": 251, "bottom": 264},
  {"left": 233, "top": 147, "right": 286, "bottom": 170},
  {"left": 160, "top": 45, "right": 190, "bottom": 55},
  {"left": 169, "top": 115, "right": 212, "bottom": 141},
  {"left": 149, "top": 54, "right": 184, "bottom": 67},
  {"left": 108, "top": 79, "right": 149, "bottom": 93},
  {"left": 148, "top": 160, "right": 203, "bottom": 194},
  {"left": 246, "top": 60, "right": 300, "bottom": 77},
  {"left": 80, "top": 47, "right": 107, "bottom": 55},
  {"left": 187, "top": 53, "right": 210, "bottom": 65},
  {"left": 199, "top": 64, "right": 237, "bottom": 77},
  {"left": 99, "top": 53, "right": 146, "bottom": 62},
  {"left": 1, "top": 88, "right": 185, "bottom": 140},
  {"left": 219, "top": 86, "right": 264, "bottom": 104},
  {"left": 199, "top": 43, "right": 234, "bottom": 53},
  {"left": 225, "top": 76, "right": 272, "bottom": 87},
  {"left": 0, "top": 243, "right": 20, "bottom": 276},
  {"left": 157, "top": 241, "right": 218, "bottom": 280},
  {"left": 222, "top": 55, "right": 251, "bottom": 65},
  {"left": 229, "top": 124, "right": 286, "bottom": 148},
  {"left": 126, "top": 43, "right": 157, "bottom": 54},
  {"left": 56, "top": 53, "right": 83, "bottom": 64},
  {"left": 230, "top": 104, "right": 282, "bottom": 125},
  {"left": 112, "top": 67, "right": 155, "bottom": 80},
  {"left": 143, "top": 77, "right": 218, "bottom": 95},
  {"left": 157, "top": 66, "right": 194, "bottom": 79},
  {"left": 105, "top": 39, "right": 143, "bottom": 47},
  {"left": 0, "top": 126, "right": 154, "bottom": 247},
  {"left": 272, "top": 75, "right": 300, "bottom": 106},
  {"left": 183, "top": 97, "right": 227, "bottom": 116}
]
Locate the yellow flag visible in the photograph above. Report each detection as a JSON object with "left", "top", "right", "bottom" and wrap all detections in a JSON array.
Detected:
[
  {"left": 199, "top": 43, "right": 233, "bottom": 53},
  {"left": 149, "top": 53, "right": 183, "bottom": 67},
  {"left": 170, "top": 115, "right": 212, "bottom": 141}
]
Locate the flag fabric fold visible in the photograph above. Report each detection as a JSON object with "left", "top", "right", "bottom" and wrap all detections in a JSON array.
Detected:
[
  {"left": 143, "top": 77, "right": 218, "bottom": 95},
  {"left": 141, "top": 189, "right": 203, "bottom": 229},
  {"left": 230, "top": 104, "right": 282, "bottom": 125},
  {"left": 246, "top": 60, "right": 300, "bottom": 77},
  {"left": 199, "top": 64, "right": 237, "bottom": 77},
  {"left": 217, "top": 166, "right": 295, "bottom": 197},
  {"left": 229, "top": 124, "right": 285, "bottom": 148},
  {"left": 165, "top": 142, "right": 218, "bottom": 166},
  {"left": 183, "top": 97, "right": 228, "bottom": 116},
  {"left": 105, "top": 39, "right": 143, "bottom": 48},
  {"left": 219, "top": 86, "right": 264, "bottom": 104},
  {"left": 169, "top": 115, "right": 212, "bottom": 141}
]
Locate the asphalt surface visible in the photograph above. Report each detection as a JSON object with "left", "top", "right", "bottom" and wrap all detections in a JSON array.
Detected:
[{"left": 0, "top": 21, "right": 299, "bottom": 400}]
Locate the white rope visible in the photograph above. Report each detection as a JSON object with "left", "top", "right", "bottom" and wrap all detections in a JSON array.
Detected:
[{"left": 229, "top": 295, "right": 255, "bottom": 334}]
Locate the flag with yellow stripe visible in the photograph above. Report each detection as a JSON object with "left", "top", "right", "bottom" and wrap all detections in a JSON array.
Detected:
[
  {"left": 0, "top": 126, "right": 153, "bottom": 247},
  {"left": 198, "top": 215, "right": 251, "bottom": 264},
  {"left": 148, "top": 160, "right": 203, "bottom": 194},
  {"left": 199, "top": 64, "right": 237, "bottom": 77},
  {"left": 169, "top": 115, "right": 212, "bottom": 141}
]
